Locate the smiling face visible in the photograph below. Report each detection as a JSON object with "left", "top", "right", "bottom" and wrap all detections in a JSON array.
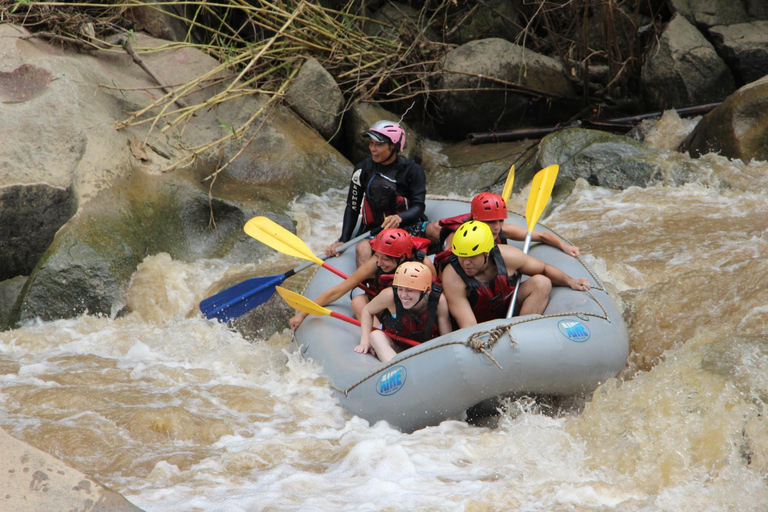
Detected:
[
  {"left": 457, "top": 253, "right": 488, "bottom": 277},
  {"left": 369, "top": 140, "right": 396, "bottom": 165},
  {"left": 396, "top": 286, "right": 424, "bottom": 309},
  {"left": 375, "top": 252, "right": 400, "bottom": 273}
]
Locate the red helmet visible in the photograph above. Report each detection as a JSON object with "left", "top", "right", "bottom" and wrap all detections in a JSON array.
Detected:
[
  {"left": 364, "top": 120, "right": 406, "bottom": 151},
  {"left": 370, "top": 228, "right": 413, "bottom": 259},
  {"left": 471, "top": 192, "right": 507, "bottom": 221}
]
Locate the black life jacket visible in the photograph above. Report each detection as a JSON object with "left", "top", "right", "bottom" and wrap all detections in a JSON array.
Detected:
[
  {"left": 360, "top": 160, "right": 409, "bottom": 227},
  {"left": 381, "top": 284, "right": 443, "bottom": 343},
  {"left": 447, "top": 246, "right": 516, "bottom": 323}
]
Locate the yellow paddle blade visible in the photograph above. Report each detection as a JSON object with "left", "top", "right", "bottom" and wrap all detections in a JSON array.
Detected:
[
  {"left": 524, "top": 164, "right": 559, "bottom": 232},
  {"left": 244, "top": 216, "right": 324, "bottom": 265},
  {"left": 501, "top": 164, "right": 515, "bottom": 204},
  {"left": 276, "top": 286, "right": 331, "bottom": 317}
]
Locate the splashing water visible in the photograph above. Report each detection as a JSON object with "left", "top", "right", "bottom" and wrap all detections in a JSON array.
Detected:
[{"left": 2, "top": 118, "right": 768, "bottom": 510}]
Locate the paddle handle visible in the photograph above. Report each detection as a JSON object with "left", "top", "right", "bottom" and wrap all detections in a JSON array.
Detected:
[
  {"left": 506, "top": 231, "right": 533, "bottom": 318},
  {"left": 329, "top": 311, "right": 419, "bottom": 347},
  {"left": 320, "top": 262, "right": 376, "bottom": 297}
]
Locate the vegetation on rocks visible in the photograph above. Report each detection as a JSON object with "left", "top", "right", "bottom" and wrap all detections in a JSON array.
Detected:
[{"left": 1, "top": 0, "right": 661, "bottom": 170}]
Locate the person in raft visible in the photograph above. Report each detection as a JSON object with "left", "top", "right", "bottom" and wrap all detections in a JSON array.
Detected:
[
  {"left": 355, "top": 261, "right": 451, "bottom": 362},
  {"left": 290, "top": 228, "right": 436, "bottom": 331},
  {"left": 441, "top": 220, "right": 590, "bottom": 328},
  {"left": 325, "top": 120, "right": 427, "bottom": 266},
  {"left": 427, "top": 192, "right": 579, "bottom": 273}
]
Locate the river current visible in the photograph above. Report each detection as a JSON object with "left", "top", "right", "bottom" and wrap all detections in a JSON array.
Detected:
[{"left": 1, "top": 116, "right": 768, "bottom": 511}]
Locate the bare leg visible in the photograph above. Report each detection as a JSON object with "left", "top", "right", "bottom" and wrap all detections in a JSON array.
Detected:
[
  {"left": 516, "top": 275, "right": 552, "bottom": 316},
  {"left": 355, "top": 239, "right": 372, "bottom": 268},
  {"left": 369, "top": 330, "right": 398, "bottom": 362},
  {"left": 424, "top": 221, "right": 441, "bottom": 243}
]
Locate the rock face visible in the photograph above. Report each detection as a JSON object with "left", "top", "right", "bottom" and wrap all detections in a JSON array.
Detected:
[
  {"left": 284, "top": 58, "right": 344, "bottom": 141},
  {"left": 537, "top": 128, "right": 697, "bottom": 190},
  {"left": 435, "top": 38, "right": 576, "bottom": 138},
  {"left": 0, "top": 184, "right": 76, "bottom": 281},
  {"left": 0, "top": 24, "right": 351, "bottom": 326},
  {"left": 0, "top": 426, "right": 144, "bottom": 512},
  {"left": 682, "top": 75, "right": 768, "bottom": 162},
  {"left": 709, "top": 21, "right": 768, "bottom": 84},
  {"left": 642, "top": 14, "right": 736, "bottom": 110}
]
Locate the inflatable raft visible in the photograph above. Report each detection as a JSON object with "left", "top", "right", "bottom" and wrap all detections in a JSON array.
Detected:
[{"left": 295, "top": 198, "right": 629, "bottom": 432}]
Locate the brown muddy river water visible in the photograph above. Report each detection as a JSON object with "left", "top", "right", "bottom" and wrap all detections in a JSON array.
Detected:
[{"left": 1, "top": 118, "right": 767, "bottom": 511}]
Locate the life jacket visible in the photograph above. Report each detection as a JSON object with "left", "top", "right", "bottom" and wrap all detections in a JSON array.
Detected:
[
  {"left": 364, "top": 249, "right": 427, "bottom": 296},
  {"left": 360, "top": 159, "right": 409, "bottom": 227},
  {"left": 381, "top": 283, "right": 443, "bottom": 344},
  {"left": 447, "top": 246, "right": 516, "bottom": 323}
]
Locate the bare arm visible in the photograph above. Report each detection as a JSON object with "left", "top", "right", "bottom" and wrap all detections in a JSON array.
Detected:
[
  {"left": 502, "top": 224, "right": 579, "bottom": 256},
  {"left": 289, "top": 256, "right": 377, "bottom": 330},
  {"left": 501, "top": 245, "right": 589, "bottom": 291},
  {"left": 436, "top": 295, "right": 453, "bottom": 335},
  {"left": 441, "top": 264, "right": 478, "bottom": 329},
  {"left": 356, "top": 289, "right": 394, "bottom": 354}
]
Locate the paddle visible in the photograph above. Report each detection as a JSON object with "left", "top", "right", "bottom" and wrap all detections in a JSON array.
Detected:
[
  {"left": 199, "top": 234, "right": 367, "bottom": 321},
  {"left": 244, "top": 216, "right": 374, "bottom": 296},
  {"left": 501, "top": 164, "right": 515, "bottom": 204},
  {"left": 276, "top": 286, "right": 420, "bottom": 347},
  {"left": 505, "top": 164, "right": 559, "bottom": 318}
]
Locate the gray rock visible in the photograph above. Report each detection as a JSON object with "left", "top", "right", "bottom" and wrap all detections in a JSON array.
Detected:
[
  {"left": 365, "top": 1, "right": 438, "bottom": 41},
  {"left": 0, "top": 276, "right": 26, "bottom": 329},
  {"left": 435, "top": 38, "right": 576, "bottom": 138},
  {"left": 11, "top": 173, "right": 285, "bottom": 325},
  {"left": 0, "top": 184, "right": 76, "bottom": 281},
  {"left": 0, "top": 426, "right": 144, "bottom": 512},
  {"left": 284, "top": 58, "right": 344, "bottom": 141},
  {"left": 682, "top": 75, "right": 768, "bottom": 162},
  {"left": 537, "top": 128, "right": 696, "bottom": 190},
  {"left": 448, "top": 0, "right": 523, "bottom": 45},
  {"left": 642, "top": 14, "right": 736, "bottom": 110},
  {"left": 669, "top": 0, "right": 750, "bottom": 27},
  {"left": 709, "top": 21, "right": 768, "bottom": 84}
]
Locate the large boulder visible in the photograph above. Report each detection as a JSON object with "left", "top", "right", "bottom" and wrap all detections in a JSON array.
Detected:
[
  {"left": 435, "top": 38, "right": 576, "bottom": 138},
  {"left": 681, "top": 75, "right": 768, "bottom": 162},
  {"left": 0, "top": 184, "right": 76, "bottom": 281},
  {"left": 11, "top": 172, "right": 284, "bottom": 324},
  {"left": 447, "top": 0, "right": 523, "bottom": 45},
  {"left": 642, "top": 14, "right": 736, "bottom": 110},
  {"left": 709, "top": 21, "right": 768, "bottom": 84},
  {"left": 0, "top": 25, "right": 351, "bottom": 324},
  {"left": 668, "top": 0, "right": 752, "bottom": 27},
  {"left": 365, "top": 1, "right": 438, "bottom": 41},
  {"left": 1, "top": 426, "right": 143, "bottom": 512},
  {"left": 537, "top": 128, "right": 697, "bottom": 190},
  {"left": 284, "top": 58, "right": 344, "bottom": 141}
]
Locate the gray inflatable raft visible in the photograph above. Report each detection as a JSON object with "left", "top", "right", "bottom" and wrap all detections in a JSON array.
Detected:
[{"left": 295, "top": 198, "right": 629, "bottom": 432}]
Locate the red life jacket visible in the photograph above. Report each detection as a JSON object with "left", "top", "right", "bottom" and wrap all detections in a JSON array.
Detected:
[
  {"left": 381, "top": 284, "right": 443, "bottom": 343},
  {"left": 447, "top": 246, "right": 516, "bottom": 323}
]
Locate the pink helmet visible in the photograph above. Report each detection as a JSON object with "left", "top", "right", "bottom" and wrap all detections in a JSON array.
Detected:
[{"left": 364, "top": 120, "right": 406, "bottom": 151}]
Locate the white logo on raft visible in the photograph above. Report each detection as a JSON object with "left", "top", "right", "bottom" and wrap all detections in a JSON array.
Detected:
[
  {"left": 557, "top": 320, "right": 591, "bottom": 342},
  {"left": 376, "top": 366, "right": 407, "bottom": 396}
]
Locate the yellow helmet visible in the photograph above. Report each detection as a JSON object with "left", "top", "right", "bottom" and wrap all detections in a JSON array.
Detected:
[
  {"left": 393, "top": 262, "right": 432, "bottom": 292},
  {"left": 452, "top": 220, "right": 495, "bottom": 257}
]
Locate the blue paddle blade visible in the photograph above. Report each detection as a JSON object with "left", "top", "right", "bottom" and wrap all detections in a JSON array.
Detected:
[{"left": 199, "top": 274, "right": 286, "bottom": 322}]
